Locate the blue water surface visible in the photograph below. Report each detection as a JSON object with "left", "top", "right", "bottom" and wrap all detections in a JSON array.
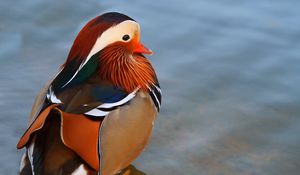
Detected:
[{"left": 0, "top": 0, "right": 300, "bottom": 174}]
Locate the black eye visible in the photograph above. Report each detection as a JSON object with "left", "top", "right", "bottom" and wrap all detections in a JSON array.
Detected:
[{"left": 122, "top": 34, "right": 130, "bottom": 41}]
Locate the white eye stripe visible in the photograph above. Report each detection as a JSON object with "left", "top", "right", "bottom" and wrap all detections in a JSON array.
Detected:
[
  {"left": 86, "top": 20, "right": 139, "bottom": 61},
  {"left": 62, "top": 20, "right": 140, "bottom": 88}
]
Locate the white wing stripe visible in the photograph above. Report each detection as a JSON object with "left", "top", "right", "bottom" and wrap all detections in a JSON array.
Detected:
[
  {"left": 96, "top": 88, "right": 139, "bottom": 109},
  {"left": 85, "top": 88, "right": 139, "bottom": 116},
  {"left": 47, "top": 86, "right": 62, "bottom": 103},
  {"left": 71, "top": 164, "right": 88, "bottom": 175},
  {"left": 19, "top": 153, "right": 26, "bottom": 172},
  {"left": 27, "top": 138, "right": 35, "bottom": 175},
  {"left": 85, "top": 109, "right": 110, "bottom": 116},
  {"left": 61, "top": 60, "right": 89, "bottom": 88}
]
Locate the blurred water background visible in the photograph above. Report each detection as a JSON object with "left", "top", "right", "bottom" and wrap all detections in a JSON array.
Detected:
[{"left": 0, "top": 0, "right": 300, "bottom": 174}]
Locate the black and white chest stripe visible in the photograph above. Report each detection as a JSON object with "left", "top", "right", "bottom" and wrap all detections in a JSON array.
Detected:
[
  {"left": 84, "top": 84, "right": 161, "bottom": 117},
  {"left": 148, "top": 84, "right": 162, "bottom": 111}
]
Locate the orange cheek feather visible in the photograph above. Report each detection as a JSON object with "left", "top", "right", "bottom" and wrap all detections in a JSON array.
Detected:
[{"left": 98, "top": 43, "right": 156, "bottom": 92}]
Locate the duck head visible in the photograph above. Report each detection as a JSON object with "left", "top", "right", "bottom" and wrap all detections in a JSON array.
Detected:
[{"left": 65, "top": 12, "right": 156, "bottom": 92}]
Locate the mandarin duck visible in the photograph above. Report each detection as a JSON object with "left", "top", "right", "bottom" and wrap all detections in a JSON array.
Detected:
[{"left": 17, "top": 12, "right": 161, "bottom": 175}]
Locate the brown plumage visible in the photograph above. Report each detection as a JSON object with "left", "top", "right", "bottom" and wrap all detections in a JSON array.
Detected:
[
  {"left": 17, "top": 12, "right": 162, "bottom": 175},
  {"left": 19, "top": 111, "right": 97, "bottom": 175}
]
